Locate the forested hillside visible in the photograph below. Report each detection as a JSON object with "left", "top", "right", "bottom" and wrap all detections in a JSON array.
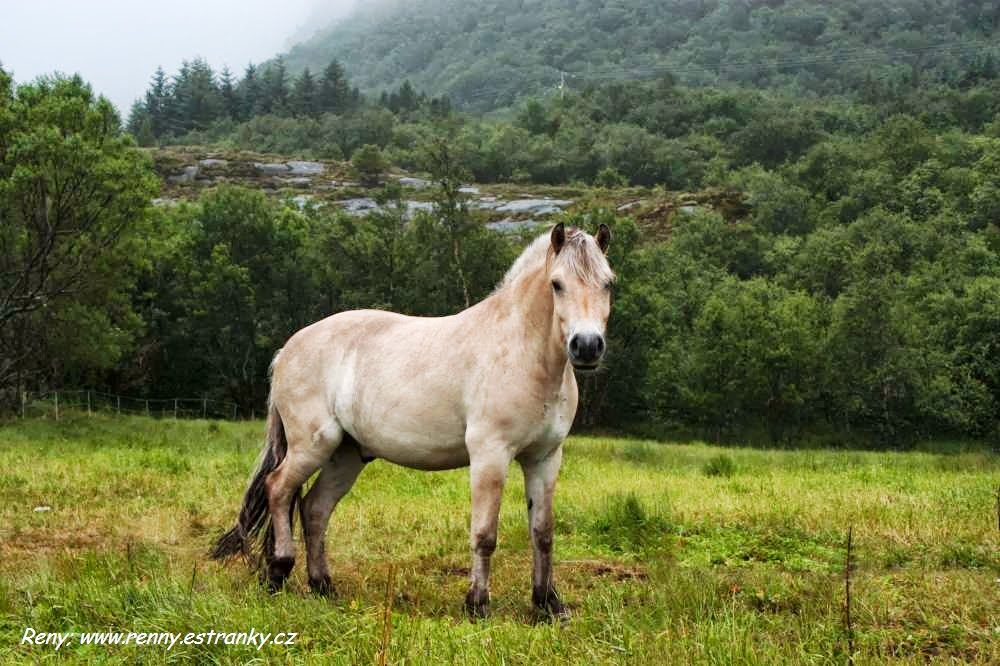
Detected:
[
  {"left": 6, "top": 0, "right": 1000, "bottom": 446},
  {"left": 284, "top": 0, "right": 1000, "bottom": 109}
]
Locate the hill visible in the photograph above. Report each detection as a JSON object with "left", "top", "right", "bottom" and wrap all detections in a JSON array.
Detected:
[{"left": 283, "top": 0, "right": 1000, "bottom": 110}]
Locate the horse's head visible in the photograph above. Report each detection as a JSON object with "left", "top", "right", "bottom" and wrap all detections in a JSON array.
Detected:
[{"left": 547, "top": 223, "right": 614, "bottom": 371}]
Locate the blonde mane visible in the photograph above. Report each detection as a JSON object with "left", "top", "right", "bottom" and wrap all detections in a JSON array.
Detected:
[{"left": 500, "top": 227, "right": 615, "bottom": 290}]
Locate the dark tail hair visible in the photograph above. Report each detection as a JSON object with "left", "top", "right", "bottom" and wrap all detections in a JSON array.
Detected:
[{"left": 211, "top": 402, "right": 298, "bottom": 561}]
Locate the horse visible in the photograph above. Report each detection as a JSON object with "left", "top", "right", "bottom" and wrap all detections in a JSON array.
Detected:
[{"left": 211, "top": 222, "right": 615, "bottom": 619}]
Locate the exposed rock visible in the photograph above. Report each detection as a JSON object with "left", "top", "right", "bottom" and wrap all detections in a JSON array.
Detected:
[
  {"left": 199, "top": 159, "right": 229, "bottom": 168},
  {"left": 336, "top": 198, "right": 435, "bottom": 219},
  {"left": 486, "top": 218, "right": 544, "bottom": 232},
  {"left": 291, "top": 195, "right": 317, "bottom": 210},
  {"left": 338, "top": 198, "right": 380, "bottom": 215},
  {"left": 495, "top": 198, "right": 572, "bottom": 215},
  {"left": 617, "top": 200, "right": 643, "bottom": 212},
  {"left": 167, "top": 165, "right": 200, "bottom": 184},
  {"left": 459, "top": 186, "right": 480, "bottom": 195},
  {"left": 254, "top": 162, "right": 290, "bottom": 174},
  {"left": 406, "top": 201, "right": 435, "bottom": 216},
  {"left": 280, "top": 177, "right": 314, "bottom": 188},
  {"left": 287, "top": 160, "right": 325, "bottom": 175},
  {"left": 398, "top": 176, "right": 431, "bottom": 189},
  {"left": 475, "top": 197, "right": 502, "bottom": 210}
]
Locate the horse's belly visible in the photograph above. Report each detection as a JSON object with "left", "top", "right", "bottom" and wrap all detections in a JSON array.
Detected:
[
  {"left": 352, "top": 426, "right": 470, "bottom": 471},
  {"left": 342, "top": 401, "right": 470, "bottom": 471}
]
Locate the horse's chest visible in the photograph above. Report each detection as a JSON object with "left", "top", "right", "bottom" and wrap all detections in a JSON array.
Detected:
[
  {"left": 539, "top": 394, "right": 573, "bottom": 441},
  {"left": 515, "top": 382, "right": 577, "bottom": 455}
]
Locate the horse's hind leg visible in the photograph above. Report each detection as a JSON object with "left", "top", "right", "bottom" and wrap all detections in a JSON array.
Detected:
[
  {"left": 301, "top": 437, "right": 366, "bottom": 595},
  {"left": 264, "top": 419, "right": 341, "bottom": 591}
]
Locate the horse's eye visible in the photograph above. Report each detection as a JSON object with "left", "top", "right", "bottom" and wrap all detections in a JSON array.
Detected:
[
  {"left": 604, "top": 281, "right": 614, "bottom": 291},
  {"left": 552, "top": 280, "right": 564, "bottom": 294}
]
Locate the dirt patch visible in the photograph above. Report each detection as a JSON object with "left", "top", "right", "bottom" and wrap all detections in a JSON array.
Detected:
[
  {"left": 0, "top": 528, "right": 102, "bottom": 555},
  {"left": 560, "top": 559, "right": 648, "bottom": 582},
  {"left": 436, "top": 565, "right": 471, "bottom": 577}
]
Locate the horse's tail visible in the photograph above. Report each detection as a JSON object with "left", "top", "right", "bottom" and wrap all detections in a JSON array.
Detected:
[{"left": 211, "top": 399, "right": 294, "bottom": 561}]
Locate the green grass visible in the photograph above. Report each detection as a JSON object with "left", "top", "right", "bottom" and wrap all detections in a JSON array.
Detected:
[{"left": 0, "top": 414, "right": 997, "bottom": 664}]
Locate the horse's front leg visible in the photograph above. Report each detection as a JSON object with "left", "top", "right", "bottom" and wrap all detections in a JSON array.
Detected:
[
  {"left": 464, "top": 442, "right": 512, "bottom": 618},
  {"left": 520, "top": 445, "right": 568, "bottom": 619}
]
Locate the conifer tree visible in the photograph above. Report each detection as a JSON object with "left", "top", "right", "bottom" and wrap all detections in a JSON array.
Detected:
[
  {"left": 291, "top": 67, "right": 319, "bottom": 117},
  {"left": 240, "top": 63, "right": 261, "bottom": 121},
  {"left": 319, "top": 59, "right": 350, "bottom": 114},
  {"left": 219, "top": 66, "right": 240, "bottom": 120}
]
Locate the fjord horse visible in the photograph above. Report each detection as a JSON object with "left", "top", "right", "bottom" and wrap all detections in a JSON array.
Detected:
[{"left": 212, "top": 223, "right": 614, "bottom": 618}]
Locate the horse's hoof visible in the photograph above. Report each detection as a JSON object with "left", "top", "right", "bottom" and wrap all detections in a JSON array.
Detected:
[
  {"left": 263, "top": 557, "right": 295, "bottom": 593},
  {"left": 464, "top": 589, "right": 490, "bottom": 620},
  {"left": 533, "top": 587, "right": 570, "bottom": 623},
  {"left": 309, "top": 575, "right": 334, "bottom": 596}
]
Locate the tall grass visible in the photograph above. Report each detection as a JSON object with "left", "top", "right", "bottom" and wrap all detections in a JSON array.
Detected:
[{"left": 1, "top": 413, "right": 997, "bottom": 663}]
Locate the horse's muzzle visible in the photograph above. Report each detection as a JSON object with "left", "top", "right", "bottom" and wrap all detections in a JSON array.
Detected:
[{"left": 568, "top": 333, "right": 605, "bottom": 369}]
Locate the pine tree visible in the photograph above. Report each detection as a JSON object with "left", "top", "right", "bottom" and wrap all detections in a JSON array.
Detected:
[
  {"left": 144, "top": 66, "right": 169, "bottom": 137},
  {"left": 126, "top": 101, "right": 156, "bottom": 146},
  {"left": 184, "top": 58, "right": 223, "bottom": 130},
  {"left": 319, "top": 59, "right": 351, "bottom": 114},
  {"left": 219, "top": 66, "right": 240, "bottom": 120},
  {"left": 240, "top": 63, "right": 261, "bottom": 121},
  {"left": 260, "top": 58, "right": 290, "bottom": 116},
  {"left": 291, "top": 68, "right": 319, "bottom": 117},
  {"left": 397, "top": 80, "right": 419, "bottom": 112},
  {"left": 163, "top": 61, "right": 191, "bottom": 136}
]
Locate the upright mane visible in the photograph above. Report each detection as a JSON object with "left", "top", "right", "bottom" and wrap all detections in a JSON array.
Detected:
[{"left": 500, "top": 226, "right": 615, "bottom": 290}]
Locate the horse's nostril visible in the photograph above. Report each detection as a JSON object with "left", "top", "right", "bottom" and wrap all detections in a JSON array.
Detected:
[
  {"left": 596, "top": 337, "right": 605, "bottom": 354},
  {"left": 569, "top": 337, "right": 580, "bottom": 355}
]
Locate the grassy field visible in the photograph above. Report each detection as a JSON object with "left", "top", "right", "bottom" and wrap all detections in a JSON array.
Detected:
[{"left": 0, "top": 414, "right": 997, "bottom": 664}]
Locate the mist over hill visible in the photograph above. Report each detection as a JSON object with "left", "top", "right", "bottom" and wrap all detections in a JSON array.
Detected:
[{"left": 281, "top": 0, "right": 1000, "bottom": 110}]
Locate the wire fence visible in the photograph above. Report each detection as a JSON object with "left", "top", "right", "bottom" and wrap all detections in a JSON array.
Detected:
[{"left": 18, "top": 390, "right": 242, "bottom": 421}]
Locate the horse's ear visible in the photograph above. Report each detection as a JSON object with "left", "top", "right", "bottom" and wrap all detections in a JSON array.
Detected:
[
  {"left": 551, "top": 223, "right": 566, "bottom": 255},
  {"left": 596, "top": 223, "right": 612, "bottom": 254}
]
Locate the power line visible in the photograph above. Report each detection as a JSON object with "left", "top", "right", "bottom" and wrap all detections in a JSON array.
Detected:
[{"left": 453, "top": 39, "right": 998, "bottom": 104}]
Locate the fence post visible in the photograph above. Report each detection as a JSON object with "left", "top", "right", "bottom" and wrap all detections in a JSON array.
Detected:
[
  {"left": 21, "top": 391, "right": 26, "bottom": 419},
  {"left": 54, "top": 391, "right": 59, "bottom": 421},
  {"left": 117, "top": 395, "right": 121, "bottom": 415},
  {"left": 87, "top": 391, "right": 92, "bottom": 417},
  {"left": 174, "top": 399, "right": 178, "bottom": 420},
  {"left": 202, "top": 398, "right": 207, "bottom": 419},
  {"left": 232, "top": 404, "right": 238, "bottom": 421},
  {"left": 145, "top": 400, "right": 150, "bottom": 417}
]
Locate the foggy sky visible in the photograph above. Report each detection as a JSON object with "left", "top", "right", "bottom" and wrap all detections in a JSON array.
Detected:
[{"left": 0, "top": 1, "right": 358, "bottom": 115}]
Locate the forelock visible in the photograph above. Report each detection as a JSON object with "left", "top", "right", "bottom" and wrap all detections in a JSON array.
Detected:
[
  {"left": 551, "top": 228, "right": 615, "bottom": 287},
  {"left": 500, "top": 226, "right": 614, "bottom": 289}
]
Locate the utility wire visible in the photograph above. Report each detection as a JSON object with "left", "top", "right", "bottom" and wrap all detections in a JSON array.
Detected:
[{"left": 453, "top": 39, "right": 998, "bottom": 103}]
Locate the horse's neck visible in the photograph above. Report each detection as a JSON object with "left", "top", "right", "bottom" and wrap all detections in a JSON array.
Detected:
[{"left": 487, "top": 268, "right": 567, "bottom": 383}]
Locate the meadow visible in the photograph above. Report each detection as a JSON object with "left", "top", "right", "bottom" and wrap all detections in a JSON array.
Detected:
[{"left": 0, "top": 414, "right": 997, "bottom": 664}]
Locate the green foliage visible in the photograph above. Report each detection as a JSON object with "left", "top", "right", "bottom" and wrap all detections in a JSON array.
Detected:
[
  {"left": 351, "top": 143, "right": 388, "bottom": 186},
  {"left": 593, "top": 166, "right": 627, "bottom": 189},
  {"left": 702, "top": 454, "right": 737, "bottom": 478},
  {"left": 0, "top": 71, "right": 158, "bottom": 405},
  {"left": 588, "top": 492, "right": 672, "bottom": 554}
]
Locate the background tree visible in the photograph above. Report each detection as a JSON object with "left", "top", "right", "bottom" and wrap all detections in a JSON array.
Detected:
[
  {"left": 319, "top": 59, "right": 351, "bottom": 114},
  {"left": 291, "top": 67, "right": 319, "bottom": 117},
  {"left": 0, "top": 72, "right": 158, "bottom": 405},
  {"left": 351, "top": 144, "right": 387, "bottom": 186}
]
